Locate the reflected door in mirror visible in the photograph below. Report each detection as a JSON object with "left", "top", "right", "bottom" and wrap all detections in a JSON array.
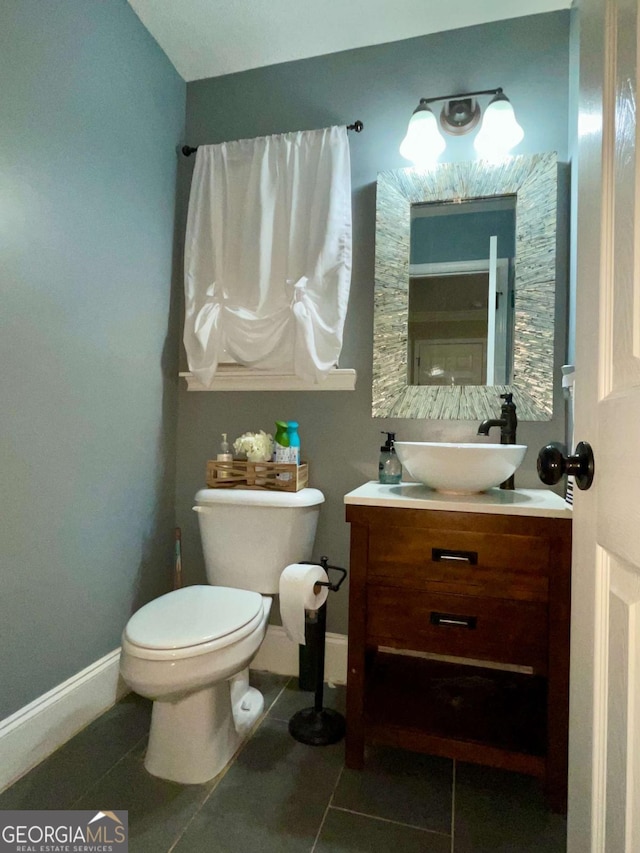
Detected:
[{"left": 408, "top": 197, "right": 515, "bottom": 387}]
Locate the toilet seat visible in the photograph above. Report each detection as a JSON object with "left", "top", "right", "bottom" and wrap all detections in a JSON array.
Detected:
[{"left": 123, "top": 586, "right": 266, "bottom": 661}]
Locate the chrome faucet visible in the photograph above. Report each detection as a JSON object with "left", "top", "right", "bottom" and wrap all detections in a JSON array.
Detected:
[{"left": 477, "top": 393, "right": 518, "bottom": 489}]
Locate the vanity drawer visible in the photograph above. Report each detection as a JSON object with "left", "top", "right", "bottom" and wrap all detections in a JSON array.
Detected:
[
  {"left": 366, "top": 586, "right": 549, "bottom": 671},
  {"left": 369, "top": 524, "right": 550, "bottom": 575},
  {"left": 368, "top": 525, "right": 550, "bottom": 601}
]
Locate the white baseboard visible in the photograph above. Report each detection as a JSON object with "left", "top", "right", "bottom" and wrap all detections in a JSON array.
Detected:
[
  {"left": 251, "top": 625, "right": 347, "bottom": 685},
  {"left": 0, "top": 629, "right": 348, "bottom": 794},
  {"left": 0, "top": 649, "right": 128, "bottom": 793}
]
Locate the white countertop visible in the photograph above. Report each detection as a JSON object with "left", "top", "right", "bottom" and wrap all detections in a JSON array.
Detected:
[{"left": 344, "top": 482, "right": 572, "bottom": 519}]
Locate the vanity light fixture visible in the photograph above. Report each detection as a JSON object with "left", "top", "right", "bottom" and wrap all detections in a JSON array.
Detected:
[
  {"left": 399, "top": 102, "right": 446, "bottom": 167},
  {"left": 473, "top": 91, "right": 524, "bottom": 157},
  {"left": 400, "top": 88, "right": 524, "bottom": 166}
]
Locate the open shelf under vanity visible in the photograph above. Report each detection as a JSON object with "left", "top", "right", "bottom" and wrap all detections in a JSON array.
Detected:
[{"left": 365, "top": 652, "right": 547, "bottom": 777}]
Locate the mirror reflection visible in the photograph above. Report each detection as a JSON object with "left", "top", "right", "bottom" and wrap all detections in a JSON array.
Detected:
[{"left": 408, "top": 197, "right": 515, "bottom": 387}]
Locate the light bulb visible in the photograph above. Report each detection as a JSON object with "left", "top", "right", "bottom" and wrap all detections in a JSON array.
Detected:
[
  {"left": 474, "top": 94, "right": 524, "bottom": 158},
  {"left": 399, "top": 105, "right": 446, "bottom": 167}
]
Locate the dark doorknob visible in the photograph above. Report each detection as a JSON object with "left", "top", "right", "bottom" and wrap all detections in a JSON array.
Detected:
[{"left": 537, "top": 441, "right": 595, "bottom": 491}]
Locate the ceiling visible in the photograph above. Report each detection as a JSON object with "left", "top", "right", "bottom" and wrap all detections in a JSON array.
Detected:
[{"left": 128, "top": 0, "right": 572, "bottom": 83}]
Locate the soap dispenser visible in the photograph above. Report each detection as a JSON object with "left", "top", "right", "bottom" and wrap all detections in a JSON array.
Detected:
[
  {"left": 216, "top": 433, "right": 233, "bottom": 480},
  {"left": 379, "top": 431, "right": 402, "bottom": 485}
]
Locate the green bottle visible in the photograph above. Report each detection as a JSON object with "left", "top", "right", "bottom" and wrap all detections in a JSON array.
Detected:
[{"left": 273, "top": 421, "right": 289, "bottom": 462}]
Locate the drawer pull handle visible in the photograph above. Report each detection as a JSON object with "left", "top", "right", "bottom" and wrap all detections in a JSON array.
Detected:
[
  {"left": 430, "top": 611, "right": 477, "bottom": 629},
  {"left": 432, "top": 548, "right": 478, "bottom": 565}
]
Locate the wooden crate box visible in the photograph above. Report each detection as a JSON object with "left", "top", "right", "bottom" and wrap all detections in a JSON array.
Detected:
[{"left": 206, "top": 459, "right": 309, "bottom": 492}]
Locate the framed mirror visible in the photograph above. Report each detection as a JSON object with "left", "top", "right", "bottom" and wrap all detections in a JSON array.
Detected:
[{"left": 373, "top": 152, "right": 557, "bottom": 420}]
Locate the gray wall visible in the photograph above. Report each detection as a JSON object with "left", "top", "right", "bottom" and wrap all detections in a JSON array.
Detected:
[
  {"left": 176, "top": 11, "right": 572, "bottom": 635},
  {"left": 0, "top": 1, "right": 185, "bottom": 718}
]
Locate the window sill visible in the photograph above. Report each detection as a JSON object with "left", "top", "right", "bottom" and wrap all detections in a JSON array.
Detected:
[{"left": 179, "top": 367, "right": 357, "bottom": 391}]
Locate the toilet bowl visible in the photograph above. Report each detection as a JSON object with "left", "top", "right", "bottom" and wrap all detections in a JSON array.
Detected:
[
  {"left": 120, "top": 585, "right": 272, "bottom": 784},
  {"left": 119, "top": 487, "right": 324, "bottom": 784}
]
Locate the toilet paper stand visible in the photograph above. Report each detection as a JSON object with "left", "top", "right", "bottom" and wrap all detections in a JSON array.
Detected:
[{"left": 288, "top": 556, "right": 347, "bottom": 747}]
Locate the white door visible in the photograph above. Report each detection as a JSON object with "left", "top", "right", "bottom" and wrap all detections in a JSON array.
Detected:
[
  {"left": 569, "top": 0, "right": 640, "bottom": 849},
  {"left": 408, "top": 257, "right": 510, "bottom": 384}
]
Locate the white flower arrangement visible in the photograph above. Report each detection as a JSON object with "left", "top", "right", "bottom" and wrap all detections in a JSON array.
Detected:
[{"left": 233, "top": 430, "right": 273, "bottom": 463}]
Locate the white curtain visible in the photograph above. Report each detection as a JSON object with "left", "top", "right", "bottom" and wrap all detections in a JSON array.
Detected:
[{"left": 183, "top": 125, "right": 352, "bottom": 387}]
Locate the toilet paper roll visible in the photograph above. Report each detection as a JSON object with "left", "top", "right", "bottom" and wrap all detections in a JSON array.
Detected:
[{"left": 279, "top": 563, "right": 329, "bottom": 646}]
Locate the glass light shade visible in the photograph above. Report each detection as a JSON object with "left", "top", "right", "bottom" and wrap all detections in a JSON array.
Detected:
[
  {"left": 474, "top": 95, "right": 524, "bottom": 158},
  {"left": 399, "top": 107, "right": 446, "bottom": 166}
]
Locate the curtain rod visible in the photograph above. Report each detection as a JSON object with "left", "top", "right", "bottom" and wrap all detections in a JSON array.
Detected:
[{"left": 181, "top": 120, "right": 364, "bottom": 157}]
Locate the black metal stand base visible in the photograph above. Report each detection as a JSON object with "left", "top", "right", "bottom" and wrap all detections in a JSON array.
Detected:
[
  {"left": 288, "top": 558, "right": 348, "bottom": 748},
  {"left": 288, "top": 707, "right": 346, "bottom": 746}
]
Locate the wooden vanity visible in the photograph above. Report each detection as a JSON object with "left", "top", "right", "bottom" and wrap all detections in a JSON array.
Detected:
[{"left": 344, "top": 483, "right": 572, "bottom": 812}]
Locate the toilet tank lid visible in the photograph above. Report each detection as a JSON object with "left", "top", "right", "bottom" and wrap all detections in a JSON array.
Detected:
[
  {"left": 194, "top": 487, "right": 324, "bottom": 508},
  {"left": 124, "top": 586, "right": 263, "bottom": 650}
]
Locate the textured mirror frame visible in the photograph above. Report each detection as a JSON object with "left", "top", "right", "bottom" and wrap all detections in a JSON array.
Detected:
[{"left": 373, "top": 152, "right": 557, "bottom": 420}]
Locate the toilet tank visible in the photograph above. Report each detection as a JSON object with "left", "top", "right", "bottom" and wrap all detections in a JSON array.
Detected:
[{"left": 193, "top": 487, "right": 325, "bottom": 594}]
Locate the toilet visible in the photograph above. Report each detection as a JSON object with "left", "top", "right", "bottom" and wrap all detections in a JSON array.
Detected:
[{"left": 119, "top": 486, "right": 324, "bottom": 784}]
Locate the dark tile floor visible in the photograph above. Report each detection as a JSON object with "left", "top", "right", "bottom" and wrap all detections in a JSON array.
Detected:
[{"left": 0, "top": 672, "right": 566, "bottom": 852}]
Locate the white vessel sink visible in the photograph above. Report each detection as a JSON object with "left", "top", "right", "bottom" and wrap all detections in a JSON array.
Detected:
[{"left": 394, "top": 442, "right": 528, "bottom": 495}]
